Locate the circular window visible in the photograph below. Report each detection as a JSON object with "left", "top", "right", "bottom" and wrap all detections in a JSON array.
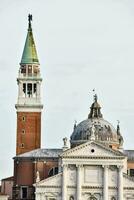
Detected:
[{"left": 91, "top": 149, "right": 95, "bottom": 153}]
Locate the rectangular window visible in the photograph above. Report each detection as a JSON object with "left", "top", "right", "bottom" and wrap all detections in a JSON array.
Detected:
[
  {"left": 21, "top": 187, "right": 28, "bottom": 199},
  {"left": 22, "top": 116, "right": 25, "bottom": 122},
  {"left": 130, "top": 169, "right": 134, "bottom": 176}
]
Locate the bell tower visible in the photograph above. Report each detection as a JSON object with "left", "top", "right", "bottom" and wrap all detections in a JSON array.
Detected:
[{"left": 15, "top": 15, "right": 43, "bottom": 155}]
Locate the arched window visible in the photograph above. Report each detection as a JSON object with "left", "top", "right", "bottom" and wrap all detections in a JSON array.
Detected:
[
  {"left": 111, "top": 197, "right": 116, "bottom": 200},
  {"left": 89, "top": 197, "right": 97, "bottom": 200},
  {"left": 70, "top": 196, "right": 74, "bottom": 200},
  {"left": 48, "top": 167, "right": 58, "bottom": 177},
  {"left": 49, "top": 198, "right": 56, "bottom": 200}
]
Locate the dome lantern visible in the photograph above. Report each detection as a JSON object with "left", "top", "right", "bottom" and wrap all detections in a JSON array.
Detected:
[{"left": 88, "top": 94, "right": 103, "bottom": 119}]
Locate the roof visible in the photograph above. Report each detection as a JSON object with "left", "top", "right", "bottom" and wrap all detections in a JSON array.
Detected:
[
  {"left": 20, "top": 17, "right": 39, "bottom": 64},
  {"left": 124, "top": 150, "right": 134, "bottom": 161},
  {"left": 1, "top": 176, "right": 14, "bottom": 181},
  {"left": 14, "top": 148, "right": 62, "bottom": 159}
]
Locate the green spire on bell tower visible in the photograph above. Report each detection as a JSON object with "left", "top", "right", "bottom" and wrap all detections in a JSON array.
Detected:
[{"left": 20, "top": 14, "right": 39, "bottom": 64}]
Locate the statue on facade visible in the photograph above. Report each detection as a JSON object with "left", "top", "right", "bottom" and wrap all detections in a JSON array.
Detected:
[{"left": 36, "top": 171, "right": 40, "bottom": 183}]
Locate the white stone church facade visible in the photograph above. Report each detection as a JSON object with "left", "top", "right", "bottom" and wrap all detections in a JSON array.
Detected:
[{"left": 34, "top": 95, "right": 134, "bottom": 200}]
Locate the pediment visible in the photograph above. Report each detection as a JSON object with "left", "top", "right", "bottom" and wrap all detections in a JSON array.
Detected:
[
  {"left": 123, "top": 174, "right": 134, "bottom": 187},
  {"left": 61, "top": 141, "right": 124, "bottom": 158},
  {"left": 35, "top": 173, "right": 62, "bottom": 187}
]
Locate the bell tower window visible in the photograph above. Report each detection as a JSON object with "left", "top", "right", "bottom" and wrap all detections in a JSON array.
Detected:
[
  {"left": 21, "top": 65, "right": 26, "bottom": 75},
  {"left": 28, "top": 65, "right": 32, "bottom": 76},
  {"left": 23, "top": 83, "right": 26, "bottom": 94},
  {"left": 27, "top": 83, "right": 32, "bottom": 97},
  {"left": 33, "top": 65, "right": 39, "bottom": 76},
  {"left": 34, "top": 84, "right": 37, "bottom": 93}
]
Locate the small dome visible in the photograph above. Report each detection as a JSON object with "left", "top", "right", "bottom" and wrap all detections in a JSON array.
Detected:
[{"left": 70, "top": 94, "right": 123, "bottom": 148}]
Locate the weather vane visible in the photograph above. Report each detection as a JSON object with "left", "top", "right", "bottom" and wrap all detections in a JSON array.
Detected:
[
  {"left": 28, "top": 14, "right": 32, "bottom": 25},
  {"left": 117, "top": 120, "right": 120, "bottom": 125},
  {"left": 92, "top": 89, "right": 97, "bottom": 102}
]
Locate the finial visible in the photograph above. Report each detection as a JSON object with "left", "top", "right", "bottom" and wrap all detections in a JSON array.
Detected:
[
  {"left": 117, "top": 120, "right": 120, "bottom": 126},
  {"left": 28, "top": 14, "right": 32, "bottom": 30},
  {"left": 62, "top": 137, "right": 68, "bottom": 151},
  {"left": 63, "top": 137, "right": 67, "bottom": 146},
  {"left": 117, "top": 120, "right": 120, "bottom": 133},
  {"left": 94, "top": 94, "right": 98, "bottom": 102},
  {"left": 92, "top": 89, "right": 97, "bottom": 102},
  {"left": 74, "top": 120, "right": 77, "bottom": 130}
]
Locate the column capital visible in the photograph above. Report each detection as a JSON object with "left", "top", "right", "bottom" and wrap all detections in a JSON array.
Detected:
[
  {"left": 62, "top": 164, "right": 68, "bottom": 168},
  {"left": 117, "top": 165, "right": 123, "bottom": 170},
  {"left": 102, "top": 165, "right": 109, "bottom": 169},
  {"left": 76, "top": 164, "right": 83, "bottom": 168}
]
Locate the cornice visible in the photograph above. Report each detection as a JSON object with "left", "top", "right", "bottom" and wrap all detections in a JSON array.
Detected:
[{"left": 62, "top": 156, "right": 125, "bottom": 159}]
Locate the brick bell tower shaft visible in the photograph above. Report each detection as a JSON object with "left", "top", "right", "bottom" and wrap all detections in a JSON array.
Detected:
[{"left": 15, "top": 15, "right": 43, "bottom": 155}]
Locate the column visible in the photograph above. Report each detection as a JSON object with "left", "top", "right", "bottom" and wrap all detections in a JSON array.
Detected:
[
  {"left": 18, "top": 80, "right": 23, "bottom": 97},
  {"left": 76, "top": 165, "right": 82, "bottom": 200},
  {"left": 118, "top": 165, "right": 123, "bottom": 200},
  {"left": 62, "top": 164, "right": 68, "bottom": 200},
  {"left": 103, "top": 165, "right": 108, "bottom": 200},
  {"left": 26, "top": 83, "right": 28, "bottom": 97},
  {"left": 37, "top": 82, "right": 40, "bottom": 99}
]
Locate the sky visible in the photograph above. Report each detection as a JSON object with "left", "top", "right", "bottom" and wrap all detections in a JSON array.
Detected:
[{"left": 1, "top": 0, "right": 134, "bottom": 180}]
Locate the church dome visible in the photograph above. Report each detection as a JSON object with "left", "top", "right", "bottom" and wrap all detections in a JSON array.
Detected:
[{"left": 70, "top": 94, "right": 123, "bottom": 148}]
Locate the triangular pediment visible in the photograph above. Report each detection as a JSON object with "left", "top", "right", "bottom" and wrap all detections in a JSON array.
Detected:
[
  {"left": 35, "top": 173, "right": 62, "bottom": 187},
  {"left": 61, "top": 141, "right": 125, "bottom": 158},
  {"left": 123, "top": 173, "right": 134, "bottom": 187}
]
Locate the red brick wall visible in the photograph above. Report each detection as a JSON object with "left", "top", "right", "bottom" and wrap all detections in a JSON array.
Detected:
[
  {"left": 16, "top": 112, "right": 41, "bottom": 155},
  {"left": 127, "top": 161, "right": 134, "bottom": 169},
  {"left": 1, "top": 180, "right": 13, "bottom": 199},
  {"left": 14, "top": 159, "right": 59, "bottom": 186},
  {"left": 15, "top": 161, "right": 34, "bottom": 185}
]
